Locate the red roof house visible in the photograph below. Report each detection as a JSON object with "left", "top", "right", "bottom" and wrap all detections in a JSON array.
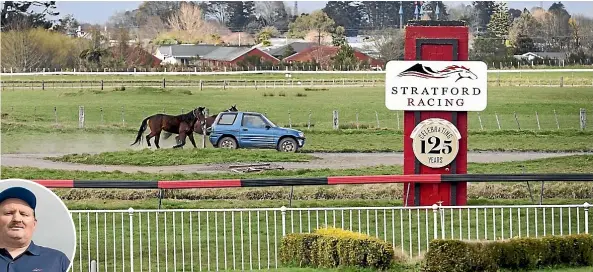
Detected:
[
  {"left": 197, "top": 46, "right": 280, "bottom": 67},
  {"left": 283, "top": 45, "right": 384, "bottom": 67}
]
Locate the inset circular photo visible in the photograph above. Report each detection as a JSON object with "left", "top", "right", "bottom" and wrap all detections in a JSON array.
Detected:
[{"left": 0, "top": 178, "right": 76, "bottom": 272}]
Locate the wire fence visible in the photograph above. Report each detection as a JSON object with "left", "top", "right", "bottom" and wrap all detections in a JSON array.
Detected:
[
  {"left": 3, "top": 104, "right": 588, "bottom": 131},
  {"left": 70, "top": 203, "right": 591, "bottom": 272}
]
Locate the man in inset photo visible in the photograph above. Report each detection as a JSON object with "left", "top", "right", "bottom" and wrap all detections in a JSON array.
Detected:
[{"left": 0, "top": 186, "right": 71, "bottom": 271}]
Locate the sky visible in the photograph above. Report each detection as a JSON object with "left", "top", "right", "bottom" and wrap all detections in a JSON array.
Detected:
[{"left": 51, "top": 1, "right": 593, "bottom": 25}]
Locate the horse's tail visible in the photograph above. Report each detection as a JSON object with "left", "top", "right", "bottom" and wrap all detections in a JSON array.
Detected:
[
  {"left": 162, "top": 132, "right": 173, "bottom": 140},
  {"left": 131, "top": 116, "right": 151, "bottom": 146}
]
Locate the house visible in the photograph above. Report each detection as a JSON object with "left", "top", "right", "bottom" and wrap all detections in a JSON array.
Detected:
[
  {"left": 197, "top": 46, "right": 280, "bottom": 67},
  {"left": 346, "top": 36, "right": 380, "bottom": 58},
  {"left": 264, "top": 42, "right": 317, "bottom": 59},
  {"left": 513, "top": 52, "right": 568, "bottom": 61},
  {"left": 283, "top": 45, "right": 384, "bottom": 67},
  {"left": 155, "top": 44, "right": 280, "bottom": 67},
  {"left": 155, "top": 44, "right": 222, "bottom": 65},
  {"left": 111, "top": 46, "right": 162, "bottom": 68}
]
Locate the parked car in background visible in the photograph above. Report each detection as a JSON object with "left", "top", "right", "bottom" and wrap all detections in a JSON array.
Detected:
[{"left": 208, "top": 111, "right": 305, "bottom": 152}]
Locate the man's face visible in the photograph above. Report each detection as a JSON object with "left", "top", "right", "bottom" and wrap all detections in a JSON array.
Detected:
[{"left": 0, "top": 198, "right": 36, "bottom": 246}]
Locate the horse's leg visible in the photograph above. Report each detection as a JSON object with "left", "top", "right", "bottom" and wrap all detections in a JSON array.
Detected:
[
  {"left": 188, "top": 132, "right": 197, "bottom": 148},
  {"left": 154, "top": 132, "right": 162, "bottom": 149},
  {"left": 173, "top": 132, "right": 187, "bottom": 148},
  {"left": 145, "top": 134, "right": 152, "bottom": 147}
]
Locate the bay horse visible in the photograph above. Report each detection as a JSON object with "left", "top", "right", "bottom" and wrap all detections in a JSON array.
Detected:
[
  {"left": 163, "top": 104, "right": 238, "bottom": 144},
  {"left": 130, "top": 107, "right": 205, "bottom": 149}
]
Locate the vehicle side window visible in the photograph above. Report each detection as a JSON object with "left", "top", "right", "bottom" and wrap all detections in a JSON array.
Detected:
[
  {"left": 217, "top": 113, "right": 237, "bottom": 125},
  {"left": 242, "top": 114, "right": 268, "bottom": 128}
]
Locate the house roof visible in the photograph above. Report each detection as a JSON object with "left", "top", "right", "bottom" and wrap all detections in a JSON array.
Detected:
[
  {"left": 267, "top": 42, "right": 317, "bottom": 57},
  {"left": 201, "top": 47, "right": 255, "bottom": 61},
  {"left": 157, "top": 44, "right": 222, "bottom": 58},
  {"left": 284, "top": 45, "right": 384, "bottom": 66}
]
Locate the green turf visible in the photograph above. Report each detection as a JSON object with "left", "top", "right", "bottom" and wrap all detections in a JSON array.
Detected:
[
  {"left": 1, "top": 85, "right": 591, "bottom": 131},
  {"left": 48, "top": 148, "right": 316, "bottom": 166}
]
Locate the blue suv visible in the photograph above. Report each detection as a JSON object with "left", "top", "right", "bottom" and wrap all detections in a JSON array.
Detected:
[{"left": 209, "top": 111, "right": 306, "bottom": 152}]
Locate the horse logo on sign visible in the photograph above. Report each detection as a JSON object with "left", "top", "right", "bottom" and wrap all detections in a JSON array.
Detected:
[{"left": 397, "top": 63, "right": 478, "bottom": 82}]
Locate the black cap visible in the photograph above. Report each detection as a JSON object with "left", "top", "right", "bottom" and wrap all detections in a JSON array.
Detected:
[{"left": 0, "top": 186, "right": 37, "bottom": 211}]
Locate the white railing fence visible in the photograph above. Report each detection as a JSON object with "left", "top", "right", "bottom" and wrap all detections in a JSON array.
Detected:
[{"left": 72, "top": 203, "right": 590, "bottom": 272}]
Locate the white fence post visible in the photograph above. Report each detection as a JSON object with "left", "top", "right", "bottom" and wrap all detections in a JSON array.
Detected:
[
  {"left": 585, "top": 202, "right": 590, "bottom": 234},
  {"left": 580, "top": 108, "right": 587, "bottom": 130},
  {"left": 128, "top": 208, "right": 134, "bottom": 272},
  {"left": 78, "top": 106, "right": 85, "bottom": 129},
  {"left": 432, "top": 204, "right": 439, "bottom": 240},
  {"left": 332, "top": 110, "right": 339, "bottom": 130},
  {"left": 90, "top": 260, "right": 97, "bottom": 272},
  {"left": 281, "top": 206, "right": 287, "bottom": 237}
]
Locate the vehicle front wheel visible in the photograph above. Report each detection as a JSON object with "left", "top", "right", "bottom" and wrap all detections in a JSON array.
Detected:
[
  {"left": 277, "top": 137, "right": 298, "bottom": 152},
  {"left": 218, "top": 136, "right": 238, "bottom": 149}
]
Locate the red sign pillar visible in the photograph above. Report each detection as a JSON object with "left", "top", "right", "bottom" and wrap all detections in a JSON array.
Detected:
[{"left": 402, "top": 21, "right": 469, "bottom": 206}]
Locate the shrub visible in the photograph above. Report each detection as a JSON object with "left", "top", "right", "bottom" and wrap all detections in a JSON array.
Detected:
[
  {"left": 422, "top": 234, "right": 593, "bottom": 272},
  {"left": 280, "top": 227, "right": 396, "bottom": 270}
]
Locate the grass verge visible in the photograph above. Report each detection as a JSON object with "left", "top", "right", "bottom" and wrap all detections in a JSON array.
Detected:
[{"left": 48, "top": 148, "right": 316, "bottom": 166}]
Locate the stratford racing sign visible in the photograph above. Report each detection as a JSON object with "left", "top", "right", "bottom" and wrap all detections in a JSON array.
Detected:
[{"left": 385, "top": 61, "right": 488, "bottom": 111}]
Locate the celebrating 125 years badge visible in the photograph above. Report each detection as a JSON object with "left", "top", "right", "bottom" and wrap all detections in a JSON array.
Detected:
[{"left": 410, "top": 118, "right": 462, "bottom": 168}]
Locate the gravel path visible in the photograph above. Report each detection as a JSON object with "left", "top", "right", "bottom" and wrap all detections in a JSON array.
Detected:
[{"left": 1, "top": 151, "right": 588, "bottom": 174}]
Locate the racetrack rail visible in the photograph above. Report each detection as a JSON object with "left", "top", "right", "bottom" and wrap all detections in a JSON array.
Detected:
[{"left": 33, "top": 173, "right": 593, "bottom": 189}]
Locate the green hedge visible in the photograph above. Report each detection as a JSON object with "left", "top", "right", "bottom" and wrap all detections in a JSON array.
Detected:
[
  {"left": 422, "top": 234, "right": 593, "bottom": 272},
  {"left": 280, "top": 227, "right": 396, "bottom": 270}
]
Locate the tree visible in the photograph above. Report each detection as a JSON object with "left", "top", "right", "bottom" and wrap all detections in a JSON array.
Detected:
[
  {"left": 254, "top": 2, "right": 290, "bottom": 32},
  {"left": 288, "top": 10, "right": 335, "bottom": 44},
  {"left": 472, "top": 1, "right": 496, "bottom": 32},
  {"left": 322, "top": 1, "right": 364, "bottom": 36},
  {"left": 79, "top": 27, "right": 108, "bottom": 68},
  {"left": 282, "top": 45, "right": 296, "bottom": 59},
  {"left": 55, "top": 14, "right": 79, "bottom": 35},
  {"left": 205, "top": 1, "right": 230, "bottom": 26},
  {"left": 360, "top": 1, "right": 399, "bottom": 29},
  {"left": 331, "top": 26, "right": 346, "bottom": 46},
  {"left": 365, "top": 27, "right": 404, "bottom": 62},
  {"left": 331, "top": 44, "right": 358, "bottom": 70},
  {"left": 1, "top": 1, "right": 59, "bottom": 31},
  {"left": 487, "top": 2, "right": 511, "bottom": 40},
  {"left": 255, "top": 26, "right": 278, "bottom": 46},
  {"left": 508, "top": 8, "right": 522, "bottom": 21},
  {"left": 508, "top": 9, "right": 540, "bottom": 54},
  {"left": 548, "top": 2, "right": 571, "bottom": 50},
  {"left": 226, "top": 1, "right": 255, "bottom": 31}
]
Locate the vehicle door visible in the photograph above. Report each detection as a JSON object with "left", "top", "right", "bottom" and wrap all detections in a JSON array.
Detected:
[
  {"left": 211, "top": 112, "right": 239, "bottom": 140},
  {"left": 239, "top": 113, "right": 276, "bottom": 148}
]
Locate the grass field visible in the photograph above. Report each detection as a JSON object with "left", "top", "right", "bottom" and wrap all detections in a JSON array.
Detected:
[
  {"left": 49, "top": 148, "right": 316, "bottom": 166},
  {"left": 1, "top": 84, "right": 591, "bottom": 131}
]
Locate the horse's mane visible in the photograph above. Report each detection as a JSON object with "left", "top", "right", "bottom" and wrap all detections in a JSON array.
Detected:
[{"left": 178, "top": 108, "right": 202, "bottom": 123}]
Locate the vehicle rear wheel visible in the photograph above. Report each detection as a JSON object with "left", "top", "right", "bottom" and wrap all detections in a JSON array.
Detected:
[
  {"left": 219, "top": 136, "right": 237, "bottom": 149},
  {"left": 278, "top": 137, "right": 298, "bottom": 152}
]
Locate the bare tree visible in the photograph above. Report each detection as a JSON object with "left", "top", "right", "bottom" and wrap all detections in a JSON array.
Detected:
[
  {"left": 364, "top": 27, "right": 404, "bottom": 62},
  {"left": 167, "top": 3, "right": 205, "bottom": 36},
  {"left": 1, "top": 19, "right": 45, "bottom": 70}
]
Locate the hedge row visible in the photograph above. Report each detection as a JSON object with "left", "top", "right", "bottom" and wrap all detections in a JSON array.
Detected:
[
  {"left": 422, "top": 234, "right": 593, "bottom": 272},
  {"left": 279, "top": 227, "right": 397, "bottom": 270}
]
